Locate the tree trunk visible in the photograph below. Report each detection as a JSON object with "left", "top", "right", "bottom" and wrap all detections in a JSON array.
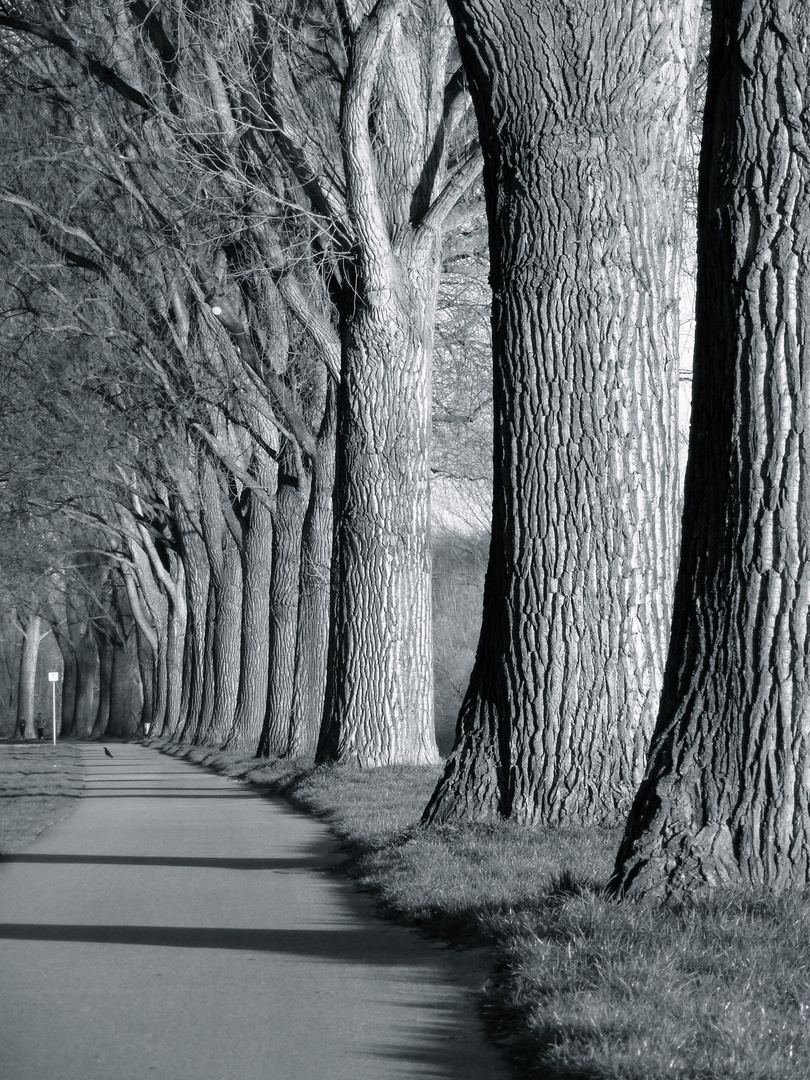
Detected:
[
  {"left": 289, "top": 381, "right": 336, "bottom": 757},
  {"left": 317, "top": 0, "right": 452, "bottom": 767},
  {"left": 69, "top": 615, "right": 100, "bottom": 739},
  {"left": 16, "top": 611, "right": 41, "bottom": 739},
  {"left": 229, "top": 445, "right": 277, "bottom": 752},
  {"left": 90, "top": 632, "right": 114, "bottom": 739},
  {"left": 424, "top": 0, "right": 701, "bottom": 825},
  {"left": 55, "top": 632, "right": 77, "bottom": 739},
  {"left": 258, "top": 445, "right": 309, "bottom": 757},
  {"left": 135, "top": 625, "right": 155, "bottom": 733},
  {"left": 162, "top": 551, "right": 187, "bottom": 738},
  {"left": 613, "top": 0, "right": 810, "bottom": 899},
  {"left": 107, "top": 621, "right": 143, "bottom": 738},
  {"left": 173, "top": 489, "right": 210, "bottom": 742},
  {"left": 196, "top": 453, "right": 243, "bottom": 745}
]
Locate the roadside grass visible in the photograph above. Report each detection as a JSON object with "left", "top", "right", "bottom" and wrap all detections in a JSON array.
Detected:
[
  {"left": 157, "top": 740, "right": 810, "bottom": 1079},
  {"left": 0, "top": 742, "right": 84, "bottom": 854}
]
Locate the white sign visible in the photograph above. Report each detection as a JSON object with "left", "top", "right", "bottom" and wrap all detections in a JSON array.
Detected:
[{"left": 48, "top": 672, "right": 59, "bottom": 682}]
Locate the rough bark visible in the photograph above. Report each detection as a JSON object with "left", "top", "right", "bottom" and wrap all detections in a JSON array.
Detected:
[
  {"left": 107, "top": 619, "right": 143, "bottom": 738},
  {"left": 229, "top": 445, "right": 277, "bottom": 752},
  {"left": 54, "top": 629, "right": 77, "bottom": 739},
  {"left": 258, "top": 444, "right": 309, "bottom": 757},
  {"left": 16, "top": 611, "right": 42, "bottom": 739},
  {"left": 135, "top": 624, "right": 155, "bottom": 733},
  {"left": 424, "top": 0, "right": 701, "bottom": 825},
  {"left": 196, "top": 452, "right": 243, "bottom": 745},
  {"left": 162, "top": 550, "right": 187, "bottom": 738},
  {"left": 68, "top": 614, "right": 100, "bottom": 739},
  {"left": 318, "top": 0, "right": 453, "bottom": 767},
  {"left": 173, "top": 484, "right": 210, "bottom": 742},
  {"left": 613, "top": 0, "right": 810, "bottom": 899},
  {"left": 90, "top": 630, "right": 114, "bottom": 739},
  {"left": 289, "top": 381, "right": 337, "bottom": 757}
]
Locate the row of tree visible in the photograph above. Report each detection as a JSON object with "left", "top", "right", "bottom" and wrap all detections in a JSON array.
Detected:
[{"left": 2, "top": 0, "right": 809, "bottom": 901}]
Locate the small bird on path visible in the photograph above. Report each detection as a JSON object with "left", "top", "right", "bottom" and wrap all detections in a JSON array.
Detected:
[{"left": 103, "top": 746, "right": 113, "bottom": 758}]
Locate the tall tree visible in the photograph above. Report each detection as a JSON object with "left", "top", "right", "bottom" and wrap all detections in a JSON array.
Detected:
[
  {"left": 613, "top": 0, "right": 810, "bottom": 899},
  {"left": 424, "top": 0, "right": 702, "bottom": 825}
]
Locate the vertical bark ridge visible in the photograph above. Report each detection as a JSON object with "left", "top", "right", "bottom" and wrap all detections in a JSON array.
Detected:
[
  {"left": 425, "top": 0, "right": 700, "bottom": 825},
  {"left": 613, "top": 0, "right": 810, "bottom": 898}
]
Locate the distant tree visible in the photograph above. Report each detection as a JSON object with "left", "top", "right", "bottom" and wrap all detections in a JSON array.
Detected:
[
  {"left": 424, "top": 0, "right": 702, "bottom": 825},
  {"left": 613, "top": 0, "right": 810, "bottom": 899}
]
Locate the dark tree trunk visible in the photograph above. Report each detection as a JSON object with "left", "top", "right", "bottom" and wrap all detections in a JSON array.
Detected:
[
  {"left": 56, "top": 633, "right": 77, "bottom": 739},
  {"left": 69, "top": 616, "right": 100, "bottom": 739},
  {"left": 91, "top": 632, "right": 114, "bottom": 739},
  {"left": 613, "top": 0, "right": 810, "bottom": 899},
  {"left": 424, "top": 0, "right": 701, "bottom": 825},
  {"left": 136, "top": 626, "right": 155, "bottom": 734},
  {"left": 107, "top": 621, "right": 143, "bottom": 738}
]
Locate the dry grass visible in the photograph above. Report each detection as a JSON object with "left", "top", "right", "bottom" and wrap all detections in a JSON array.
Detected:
[
  {"left": 161, "top": 741, "right": 810, "bottom": 1080},
  {"left": 0, "top": 742, "right": 84, "bottom": 854}
]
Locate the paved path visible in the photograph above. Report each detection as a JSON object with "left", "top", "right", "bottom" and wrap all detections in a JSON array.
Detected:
[{"left": 0, "top": 744, "right": 510, "bottom": 1080}]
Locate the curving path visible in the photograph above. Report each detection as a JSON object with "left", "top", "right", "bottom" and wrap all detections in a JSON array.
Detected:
[{"left": 0, "top": 744, "right": 511, "bottom": 1080}]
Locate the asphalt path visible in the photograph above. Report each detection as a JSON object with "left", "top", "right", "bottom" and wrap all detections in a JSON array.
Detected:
[{"left": 0, "top": 744, "right": 511, "bottom": 1080}]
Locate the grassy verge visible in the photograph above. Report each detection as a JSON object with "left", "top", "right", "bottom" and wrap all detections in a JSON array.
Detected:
[
  {"left": 0, "top": 742, "right": 84, "bottom": 855},
  {"left": 156, "top": 740, "right": 809, "bottom": 1079}
]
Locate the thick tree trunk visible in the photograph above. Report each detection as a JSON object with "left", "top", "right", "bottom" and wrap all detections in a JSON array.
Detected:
[
  {"left": 229, "top": 446, "right": 277, "bottom": 752},
  {"left": 107, "top": 621, "right": 143, "bottom": 738},
  {"left": 135, "top": 626, "right": 155, "bottom": 733},
  {"left": 613, "top": 0, "right": 810, "bottom": 899},
  {"left": 319, "top": 269, "right": 439, "bottom": 765},
  {"left": 424, "top": 0, "right": 700, "bottom": 825},
  {"left": 196, "top": 454, "right": 243, "bottom": 745},
  {"left": 56, "top": 634, "right": 77, "bottom": 739},
  {"left": 69, "top": 616, "right": 100, "bottom": 739},
  {"left": 16, "top": 611, "right": 41, "bottom": 739},
  {"left": 317, "top": 0, "right": 455, "bottom": 767},
  {"left": 289, "top": 382, "right": 336, "bottom": 757},
  {"left": 258, "top": 446, "right": 309, "bottom": 757},
  {"left": 90, "top": 632, "right": 114, "bottom": 739}
]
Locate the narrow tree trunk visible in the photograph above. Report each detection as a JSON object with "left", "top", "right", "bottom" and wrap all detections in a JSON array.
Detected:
[
  {"left": 258, "top": 446, "right": 309, "bottom": 757},
  {"left": 289, "top": 381, "right": 336, "bottom": 756},
  {"left": 173, "top": 492, "right": 210, "bottom": 743},
  {"left": 423, "top": 0, "right": 701, "bottom": 825},
  {"left": 162, "top": 552, "right": 187, "bottom": 738},
  {"left": 613, "top": 0, "right": 810, "bottom": 899}
]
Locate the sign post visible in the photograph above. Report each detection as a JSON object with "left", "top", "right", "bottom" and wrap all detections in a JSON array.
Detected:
[{"left": 48, "top": 672, "right": 59, "bottom": 746}]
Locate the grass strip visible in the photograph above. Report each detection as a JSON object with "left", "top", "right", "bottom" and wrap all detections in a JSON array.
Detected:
[
  {"left": 0, "top": 743, "right": 85, "bottom": 855},
  {"left": 156, "top": 740, "right": 810, "bottom": 1080}
]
